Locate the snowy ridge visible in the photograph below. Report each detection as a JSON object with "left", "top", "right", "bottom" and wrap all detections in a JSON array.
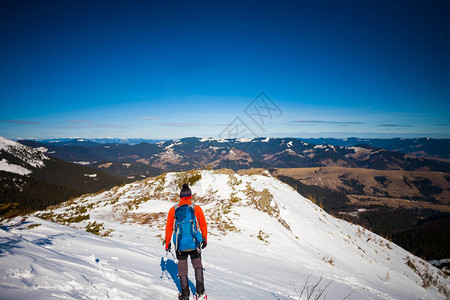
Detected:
[
  {"left": 0, "top": 170, "right": 448, "bottom": 299},
  {"left": 0, "top": 136, "right": 49, "bottom": 175}
]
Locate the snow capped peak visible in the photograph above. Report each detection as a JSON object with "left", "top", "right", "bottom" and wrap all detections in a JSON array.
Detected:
[
  {"left": 235, "top": 137, "right": 253, "bottom": 143},
  {"left": 199, "top": 137, "right": 229, "bottom": 143},
  {"left": 0, "top": 136, "right": 20, "bottom": 151}
]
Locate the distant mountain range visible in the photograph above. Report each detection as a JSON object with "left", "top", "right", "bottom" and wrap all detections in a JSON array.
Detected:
[
  {"left": 18, "top": 137, "right": 450, "bottom": 174},
  {"left": 21, "top": 137, "right": 163, "bottom": 146},
  {"left": 300, "top": 137, "right": 450, "bottom": 159},
  {"left": 19, "top": 137, "right": 449, "bottom": 159}
]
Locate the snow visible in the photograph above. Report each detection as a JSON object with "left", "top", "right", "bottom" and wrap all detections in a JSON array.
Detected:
[
  {"left": 84, "top": 174, "right": 97, "bottom": 178},
  {"left": 0, "top": 136, "right": 25, "bottom": 151},
  {"left": 199, "top": 137, "right": 228, "bottom": 143},
  {"left": 0, "top": 136, "right": 49, "bottom": 169},
  {"left": 73, "top": 161, "right": 91, "bottom": 165},
  {"left": 348, "top": 146, "right": 364, "bottom": 153},
  {"left": 235, "top": 138, "right": 253, "bottom": 143},
  {"left": 164, "top": 140, "right": 183, "bottom": 149},
  {"left": 261, "top": 137, "right": 271, "bottom": 142},
  {"left": 282, "top": 148, "right": 297, "bottom": 155},
  {"left": 0, "top": 158, "right": 31, "bottom": 175},
  {"left": 0, "top": 170, "right": 448, "bottom": 299},
  {"left": 287, "top": 141, "right": 293, "bottom": 147}
]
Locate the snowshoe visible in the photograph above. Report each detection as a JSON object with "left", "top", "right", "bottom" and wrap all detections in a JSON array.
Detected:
[
  {"left": 193, "top": 292, "right": 207, "bottom": 300},
  {"left": 177, "top": 292, "right": 190, "bottom": 300}
]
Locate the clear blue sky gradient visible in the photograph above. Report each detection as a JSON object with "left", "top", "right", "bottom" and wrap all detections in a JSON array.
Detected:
[{"left": 0, "top": 0, "right": 449, "bottom": 139}]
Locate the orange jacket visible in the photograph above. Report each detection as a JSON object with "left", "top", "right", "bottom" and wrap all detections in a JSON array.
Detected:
[{"left": 165, "top": 196, "right": 207, "bottom": 249}]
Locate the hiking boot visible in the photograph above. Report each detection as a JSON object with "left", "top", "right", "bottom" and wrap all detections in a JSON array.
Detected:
[
  {"left": 178, "top": 287, "right": 190, "bottom": 300},
  {"left": 194, "top": 281, "right": 206, "bottom": 299},
  {"left": 196, "top": 281, "right": 204, "bottom": 295}
]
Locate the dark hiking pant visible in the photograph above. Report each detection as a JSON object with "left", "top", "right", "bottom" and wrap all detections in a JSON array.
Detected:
[{"left": 176, "top": 250, "right": 204, "bottom": 296}]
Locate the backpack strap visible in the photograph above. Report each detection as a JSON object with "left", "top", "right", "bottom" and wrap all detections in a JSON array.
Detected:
[
  {"left": 172, "top": 204, "right": 179, "bottom": 232},
  {"left": 189, "top": 203, "right": 200, "bottom": 229}
]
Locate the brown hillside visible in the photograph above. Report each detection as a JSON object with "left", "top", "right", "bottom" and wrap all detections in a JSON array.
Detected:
[{"left": 275, "top": 167, "right": 450, "bottom": 208}]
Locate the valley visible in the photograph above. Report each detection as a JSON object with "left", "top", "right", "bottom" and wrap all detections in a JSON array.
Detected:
[{"left": 274, "top": 167, "right": 449, "bottom": 207}]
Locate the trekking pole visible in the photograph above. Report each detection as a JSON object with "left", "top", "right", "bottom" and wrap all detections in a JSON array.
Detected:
[
  {"left": 169, "top": 248, "right": 178, "bottom": 264},
  {"left": 161, "top": 250, "right": 169, "bottom": 279}
]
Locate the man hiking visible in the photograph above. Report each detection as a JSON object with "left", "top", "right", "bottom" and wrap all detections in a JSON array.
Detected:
[{"left": 165, "top": 183, "right": 208, "bottom": 300}]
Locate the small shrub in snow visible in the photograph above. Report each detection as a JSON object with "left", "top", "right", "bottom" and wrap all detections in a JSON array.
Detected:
[
  {"left": 174, "top": 170, "right": 202, "bottom": 189},
  {"left": 124, "top": 196, "right": 150, "bottom": 212},
  {"left": 37, "top": 210, "right": 90, "bottom": 225},
  {"left": 229, "top": 192, "right": 242, "bottom": 203},
  {"left": 153, "top": 173, "right": 167, "bottom": 193},
  {"left": 227, "top": 174, "right": 242, "bottom": 188},
  {"left": 244, "top": 184, "right": 278, "bottom": 216},
  {"left": 119, "top": 212, "right": 165, "bottom": 227},
  {"left": 206, "top": 202, "right": 240, "bottom": 235},
  {"left": 405, "top": 256, "right": 449, "bottom": 297},
  {"left": 206, "top": 186, "right": 218, "bottom": 195},
  {"left": 257, "top": 230, "right": 270, "bottom": 244},
  {"left": 85, "top": 221, "right": 104, "bottom": 235},
  {"left": 294, "top": 275, "right": 333, "bottom": 300},
  {"left": 322, "top": 256, "right": 335, "bottom": 266},
  {"left": 155, "top": 233, "right": 164, "bottom": 243}
]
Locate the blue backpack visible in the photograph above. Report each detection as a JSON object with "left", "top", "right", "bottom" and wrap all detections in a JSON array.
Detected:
[{"left": 172, "top": 204, "right": 203, "bottom": 252}]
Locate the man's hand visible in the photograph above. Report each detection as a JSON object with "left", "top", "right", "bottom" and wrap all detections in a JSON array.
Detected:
[{"left": 200, "top": 241, "right": 207, "bottom": 249}]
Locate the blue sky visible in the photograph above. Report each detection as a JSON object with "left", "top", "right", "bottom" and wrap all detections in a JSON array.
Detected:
[{"left": 0, "top": 0, "right": 449, "bottom": 139}]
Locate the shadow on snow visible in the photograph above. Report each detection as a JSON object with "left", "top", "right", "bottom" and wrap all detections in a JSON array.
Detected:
[{"left": 160, "top": 257, "right": 196, "bottom": 294}]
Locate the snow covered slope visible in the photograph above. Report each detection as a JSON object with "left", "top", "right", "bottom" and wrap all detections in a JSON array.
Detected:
[
  {"left": 0, "top": 136, "right": 49, "bottom": 175},
  {"left": 1, "top": 170, "right": 448, "bottom": 299}
]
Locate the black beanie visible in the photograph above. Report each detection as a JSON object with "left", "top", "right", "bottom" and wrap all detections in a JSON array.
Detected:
[{"left": 180, "top": 183, "right": 192, "bottom": 198}]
